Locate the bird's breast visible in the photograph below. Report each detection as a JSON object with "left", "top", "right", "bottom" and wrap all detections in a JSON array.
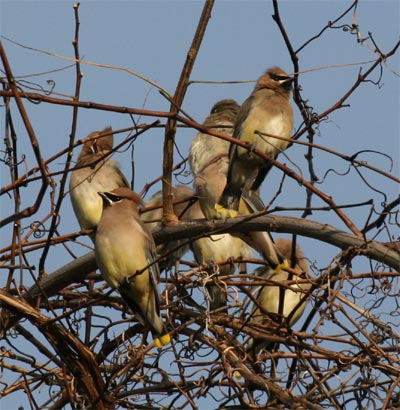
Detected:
[
  {"left": 95, "top": 228, "right": 149, "bottom": 289},
  {"left": 69, "top": 180, "right": 103, "bottom": 229},
  {"left": 256, "top": 278, "right": 306, "bottom": 325},
  {"left": 237, "top": 103, "right": 293, "bottom": 158}
]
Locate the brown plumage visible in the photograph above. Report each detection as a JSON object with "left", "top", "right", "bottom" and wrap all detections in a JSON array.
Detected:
[
  {"left": 190, "top": 200, "right": 253, "bottom": 310},
  {"left": 69, "top": 126, "right": 129, "bottom": 241},
  {"left": 189, "top": 99, "right": 287, "bottom": 303},
  {"left": 141, "top": 185, "right": 194, "bottom": 271},
  {"left": 217, "top": 67, "right": 294, "bottom": 214},
  {"left": 95, "top": 187, "right": 170, "bottom": 347},
  {"left": 247, "top": 238, "right": 311, "bottom": 355},
  {"left": 190, "top": 99, "right": 240, "bottom": 220}
]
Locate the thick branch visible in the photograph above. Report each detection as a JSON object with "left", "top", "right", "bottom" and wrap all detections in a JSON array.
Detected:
[
  {"left": 0, "top": 289, "right": 110, "bottom": 409},
  {"left": 18, "top": 214, "right": 400, "bottom": 304}
]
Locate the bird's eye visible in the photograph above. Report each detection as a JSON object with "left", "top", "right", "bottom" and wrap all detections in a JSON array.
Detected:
[
  {"left": 270, "top": 73, "right": 289, "bottom": 82},
  {"left": 109, "top": 194, "right": 123, "bottom": 202}
]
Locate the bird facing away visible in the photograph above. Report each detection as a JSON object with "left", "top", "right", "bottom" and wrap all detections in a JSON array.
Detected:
[
  {"left": 216, "top": 67, "right": 294, "bottom": 217},
  {"left": 190, "top": 99, "right": 240, "bottom": 221},
  {"left": 141, "top": 185, "right": 195, "bottom": 271},
  {"left": 247, "top": 238, "right": 311, "bottom": 355},
  {"left": 189, "top": 99, "right": 287, "bottom": 293},
  {"left": 190, "top": 200, "right": 253, "bottom": 310},
  {"left": 95, "top": 187, "right": 170, "bottom": 347},
  {"left": 69, "top": 126, "right": 129, "bottom": 241},
  {"left": 189, "top": 99, "right": 253, "bottom": 309}
]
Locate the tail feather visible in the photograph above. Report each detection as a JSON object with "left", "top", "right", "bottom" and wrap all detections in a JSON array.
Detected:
[
  {"left": 218, "top": 184, "right": 242, "bottom": 211},
  {"left": 241, "top": 189, "right": 265, "bottom": 213},
  {"left": 237, "top": 231, "right": 287, "bottom": 269},
  {"left": 118, "top": 283, "right": 170, "bottom": 346}
]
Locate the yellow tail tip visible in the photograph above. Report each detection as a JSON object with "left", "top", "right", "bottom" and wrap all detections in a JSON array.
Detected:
[
  {"left": 234, "top": 371, "right": 242, "bottom": 379},
  {"left": 214, "top": 204, "right": 238, "bottom": 219},
  {"left": 275, "top": 259, "right": 289, "bottom": 273},
  {"left": 154, "top": 333, "right": 171, "bottom": 348}
]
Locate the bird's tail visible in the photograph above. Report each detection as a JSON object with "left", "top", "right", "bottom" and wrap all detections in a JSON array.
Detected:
[
  {"left": 241, "top": 189, "right": 265, "bottom": 213},
  {"left": 118, "top": 284, "right": 170, "bottom": 348},
  {"left": 238, "top": 230, "right": 288, "bottom": 271},
  {"left": 153, "top": 330, "right": 171, "bottom": 348}
]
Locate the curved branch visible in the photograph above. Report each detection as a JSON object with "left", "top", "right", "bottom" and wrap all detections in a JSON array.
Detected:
[
  {"left": 26, "top": 214, "right": 400, "bottom": 300},
  {"left": 155, "top": 214, "right": 399, "bottom": 269},
  {"left": 0, "top": 289, "right": 109, "bottom": 409}
]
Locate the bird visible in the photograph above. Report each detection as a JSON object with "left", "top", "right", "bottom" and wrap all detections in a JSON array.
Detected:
[
  {"left": 189, "top": 99, "right": 287, "bottom": 305},
  {"left": 95, "top": 187, "right": 170, "bottom": 347},
  {"left": 189, "top": 100, "right": 254, "bottom": 309},
  {"left": 190, "top": 99, "right": 239, "bottom": 220},
  {"left": 69, "top": 126, "right": 129, "bottom": 241},
  {"left": 141, "top": 182, "right": 247, "bottom": 310},
  {"left": 216, "top": 67, "right": 294, "bottom": 217},
  {"left": 247, "top": 238, "right": 311, "bottom": 355},
  {"left": 190, "top": 200, "right": 253, "bottom": 310},
  {"left": 141, "top": 185, "right": 195, "bottom": 271}
]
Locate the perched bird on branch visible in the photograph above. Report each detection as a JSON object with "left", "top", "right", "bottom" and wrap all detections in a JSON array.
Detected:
[
  {"left": 190, "top": 200, "right": 253, "bottom": 310},
  {"left": 190, "top": 99, "right": 240, "bottom": 221},
  {"left": 247, "top": 238, "right": 311, "bottom": 356},
  {"left": 95, "top": 187, "right": 170, "bottom": 347},
  {"left": 189, "top": 99, "right": 287, "bottom": 308},
  {"left": 190, "top": 99, "right": 253, "bottom": 310},
  {"left": 69, "top": 126, "right": 129, "bottom": 241},
  {"left": 216, "top": 67, "right": 294, "bottom": 217},
  {"left": 141, "top": 185, "right": 195, "bottom": 271}
]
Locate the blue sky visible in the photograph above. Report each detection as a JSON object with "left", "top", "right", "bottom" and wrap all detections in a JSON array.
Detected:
[{"left": 0, "top": 1, "right": 399, "bottom": 408}]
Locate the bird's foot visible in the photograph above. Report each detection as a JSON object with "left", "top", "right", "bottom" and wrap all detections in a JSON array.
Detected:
[{"left": 214, "top": 204, "right": 238, "bottom": 220}]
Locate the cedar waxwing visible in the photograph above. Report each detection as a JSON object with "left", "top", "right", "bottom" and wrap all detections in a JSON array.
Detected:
[
  {"left": 69, "top": 126, "right": 129, "bottom": 241},
  {"left": 141, "top": 185, "right": 194, "bottom": 270},
  {"left": 189, "top": 100, "right": 254, "bottom": 309},
  {"left": 189, "top": 99, "right": 287, "bottom": 289},
  {"left": 95, "top": 187, "right": 170, "bottom": 347},
  {"left": 247, "top": 238, "right": 311, "bottom": 355},
  {"left": 190, "top": 200, "right": 253, "bottom": 310},
  {"left": 216, "top": 67, "right": 294, "bottom": 216},
  {"left": 190, "top": 99, "right": 239, "bottom": 220}
]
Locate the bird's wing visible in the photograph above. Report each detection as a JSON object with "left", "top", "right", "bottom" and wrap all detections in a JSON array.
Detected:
[
  {"left": 113, "top": 163, "right": 130, "bottom": 188},
  {"left": 250, "top": 162, "right": 273, "bottom": 192},
  {"left": 226, "top": 95, "right": 254, "bottom": 162},
  {"left": 144, "top": 229, "right": 162, "bottom": 314},
  {"left": 241, "top": 189, "right": 265, "bottom": 213},
  {"left": 117, "top": 224, "right": 162, "bottom": 329},
  {"left": 233, "top": 95, "right": 254, "bottom": 141},
  {"left": 118, "top": 285, "right": 147, "bottom": 324}
]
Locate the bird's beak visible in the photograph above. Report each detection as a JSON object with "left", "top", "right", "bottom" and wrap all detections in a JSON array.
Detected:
[{"left": 98, "top": 191, "right": 112, "bottom": 207}]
